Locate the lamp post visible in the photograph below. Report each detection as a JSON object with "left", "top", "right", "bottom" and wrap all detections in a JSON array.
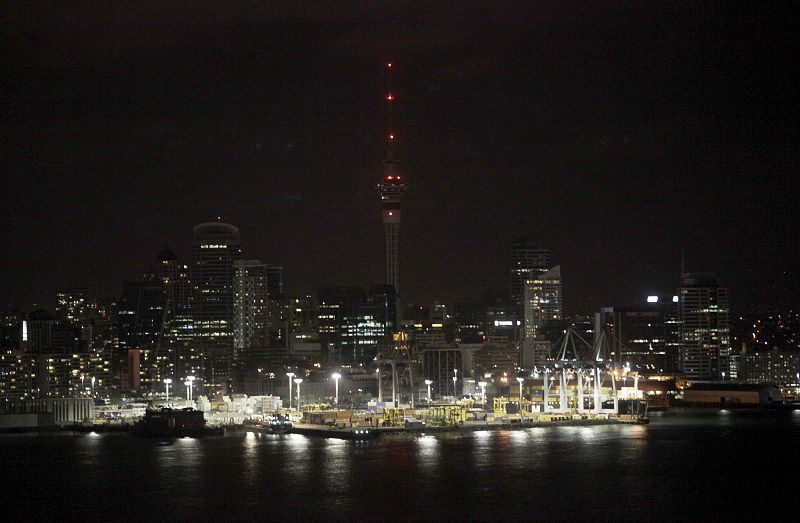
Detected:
[
  {"left": 332, "top": 372, "right": 341, "bottom": 409},
  {"left": 286, "top": 372, "right": 295, "bottom": 410},
  {"left": 80, "top": 373, "right": 85, "bottom": 395},
  {"left": 425, "top": 379, "right": 433, "bottom": 403},
  {"left": 186, "top": 375, "right": 195, "bottom": 402},
  {"left": 453, "top": 368, "right": 458, "bottom": 398},
  {"left": 478, "top": 381, "right": 487, "bottom": 409},
  {"left": 376, "top": 368, "right": 382, "bottom": 402},
  {"left": 163, "top": 378, "right": 172, "bottom": 402},
  {"left": 90, "top": 376, "right": 95, "bottom": 397},
  {"left": 293, "top": 378, "right": 303, "bottom": 411},
  {"left": 516, "top": 377, "right": 524, "bottom": 412}
]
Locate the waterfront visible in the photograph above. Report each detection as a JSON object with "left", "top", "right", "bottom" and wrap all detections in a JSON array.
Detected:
[{"left": 2, "top": 409, "right": 797, "bottom": 521}]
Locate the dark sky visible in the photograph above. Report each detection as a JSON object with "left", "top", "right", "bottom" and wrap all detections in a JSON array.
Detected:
[{"left": 2, "top": 2, "right": 798, "bottom": 314}]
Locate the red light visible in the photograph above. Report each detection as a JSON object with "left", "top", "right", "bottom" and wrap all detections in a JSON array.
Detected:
[
  {"left": 387, "top": 62, "right": 393, "bottom": 68},
  {"left": 389, "top": 212, "right": 393, "bottom": 216},
  {"left": 386, "top": 94, "right": 394, "bottom": 101},
  {"left": 387, "top": 176, "right": 393, "bottom": 180},
  {"left": 389, "top": 134, "right": 395, "bottom": 140},
  {"left": 396, "top": 176, "right": 401, "bottom": 180}
]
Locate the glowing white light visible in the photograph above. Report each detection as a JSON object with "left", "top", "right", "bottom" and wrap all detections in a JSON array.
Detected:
[{"left": 647, "top": 296, "right": 659, "bottom": 303}]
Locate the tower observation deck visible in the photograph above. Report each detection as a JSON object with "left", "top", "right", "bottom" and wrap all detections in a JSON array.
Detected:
[{"left": 376, "top": 62, "right": 408, "bottom": 295}]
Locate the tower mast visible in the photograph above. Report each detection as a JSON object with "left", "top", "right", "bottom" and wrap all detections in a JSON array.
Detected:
[{"left": 377, "top": 61, "right": 408, "bottom": 296}]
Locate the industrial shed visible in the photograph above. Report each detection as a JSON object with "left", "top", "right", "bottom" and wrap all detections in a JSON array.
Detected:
[{"left": 683, "top": 383, "right": 782, "bottom": 407}]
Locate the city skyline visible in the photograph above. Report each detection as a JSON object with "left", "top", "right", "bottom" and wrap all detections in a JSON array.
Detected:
[{"left": 3, "top": 3, "right": 797, "bottom": 314}]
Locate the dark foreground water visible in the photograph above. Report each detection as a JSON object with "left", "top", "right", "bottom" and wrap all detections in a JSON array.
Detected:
[{"left": 2, "top": 409, "right": 799, "bottom": 521}]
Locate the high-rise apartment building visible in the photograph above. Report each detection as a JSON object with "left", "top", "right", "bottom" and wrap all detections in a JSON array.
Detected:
[
  {"left": 55, "top": 288, "right": 96, "bottom": 350},
  {"left": 233, "top": 259, "right": 269, "bottom": 355},
  {"left": 192, "top": 222, "right": 242, "bottom": 393},
  {"left": 678, "top": 273, "right": 731, "bottom": 381},
  {"left": 510, "top": 238, "right": 551, "bottom": 305}
]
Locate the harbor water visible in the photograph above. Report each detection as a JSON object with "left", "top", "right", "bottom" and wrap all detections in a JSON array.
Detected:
[{"left": 2, "top": 409, "right": 798, "bottom": 521}]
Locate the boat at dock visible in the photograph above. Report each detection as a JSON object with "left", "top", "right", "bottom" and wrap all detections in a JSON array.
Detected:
[
  {"left": 132, "top": 407, "right": 223, "bottom": 437},
  {"left": 243, "top": 415, "right": 292, "bottom": 435}
]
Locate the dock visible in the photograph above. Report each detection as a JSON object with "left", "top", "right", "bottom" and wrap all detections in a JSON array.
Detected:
[{"left": 289, "top": 415, "right": 646, "bottom": 440}]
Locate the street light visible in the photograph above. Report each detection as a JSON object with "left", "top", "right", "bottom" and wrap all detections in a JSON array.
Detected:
[
  {"left": 293, "top": 378, "right": 303, "bottom": 411},
  {"left": 425, "top": 379, "right": 433, "bottom": 403},
  {"left": 286, "top": 372, "right": 295, "bottom": 410},
  {"left": 163, "top": 378, "right": 172, "bottom": 402},
  {"left": 186, "top": 375, "right": 195, "bottom": 402},
  {"left": 453, "top": 368, "right": 458, "bottom": 397},
  {"left": 516, "top": 377, "right": 524, "bottom": 409},
  {"left": 332, "top": 372, "right": 341, "bottom": 408},
  {"left": 376, "top": 368, "right": 382, "bottom": 402},
  {"left": 478, "top": 381, "right": 487, "bottom": 409}
]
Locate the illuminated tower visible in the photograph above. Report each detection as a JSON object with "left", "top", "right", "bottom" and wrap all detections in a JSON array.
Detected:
[{"left": 377, "top": 62, "right": 408, "bottom": 295}]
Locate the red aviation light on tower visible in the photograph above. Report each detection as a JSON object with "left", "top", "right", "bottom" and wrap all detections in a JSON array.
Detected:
[
  {"left": 388, "top": 133, "right": 395, "bottom": 140},
  {"left": 386, "top": 93, "right": 394, "bottom": 101},
  {"left": 387, "top": 62, "right": 393, "bottom": 69}
]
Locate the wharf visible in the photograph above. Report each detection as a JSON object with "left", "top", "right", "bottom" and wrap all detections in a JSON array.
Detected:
[{"left": 291, "top": 416, "right": 646, "bottom": 440}]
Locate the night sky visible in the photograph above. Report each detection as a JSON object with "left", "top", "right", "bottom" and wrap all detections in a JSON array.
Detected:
[{"left": 2, "top": 2, "right": 798, "bottom": 314}]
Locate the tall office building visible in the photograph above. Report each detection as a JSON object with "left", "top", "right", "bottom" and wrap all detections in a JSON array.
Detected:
[
  {"left": 318, "top": 286, "right": 365, "bottom": 364},
  {"left": 55, "top": 288, "right": 96, "bottom": 350},
  {"left": 192, "top": 222, "right": 242, "bottom": 393},
  {"left": 318, "top": 286, "right": 392, "bottom": 365},
  {"left": 154, "top": 248, "right": 198, "bottom": 382},
  {"left": 118, "top": 278, "right": 166, "bottom": 390},
  {"left": 522, "top": 266, "right": 562, "bottom": 365},
  {"left": 678, "top": 273, "right": 731, "bottom": 381},
  {"left": 266, "top": 266, "right": 284, "bottom": 299},
  {"left": 594, "top": 297, "right": 679, "bottom": 373},
  {"left": 510, "top": 238, "right": 551, "bottom": 305}
]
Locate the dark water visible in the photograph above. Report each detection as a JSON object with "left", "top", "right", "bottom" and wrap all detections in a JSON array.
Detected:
[{"left": 2, "top": 409, "right": 799, "bottom": 521}]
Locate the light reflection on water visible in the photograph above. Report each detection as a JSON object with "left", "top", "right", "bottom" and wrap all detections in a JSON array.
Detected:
[
  {"left": 322, "top": 438, "right": 351, "bottom": 495},
  {"left": 2, "top": 411, "right": 797, "bottom": 521},
  {"left": 415, "top": 435, "right": 440, "bottom": 477}
]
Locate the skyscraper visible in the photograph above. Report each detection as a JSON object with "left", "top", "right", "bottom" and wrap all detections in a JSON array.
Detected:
[
  {"left": 191, "top": 222, "right": 242, "bottom": 393},
  {"left": 233, "top": 259, "right": 269, "bottom": 354},
  {"left": 522, "top": 265, "right": 562, "bottom": 366},
  {"left": 118, "top": 278, "right": 166, "bottom": 390},
  {"left": 55, "top": 288, "right": 95, "bottom": 350},
  {"left": 154, "top": 248, "right": 197, "bottom": 382},
  {"left": 678, "top": 273, "right": 731, "bottom": 381},
  {"left": 509, "top": 238, "right": 551, "bottom": 305}
]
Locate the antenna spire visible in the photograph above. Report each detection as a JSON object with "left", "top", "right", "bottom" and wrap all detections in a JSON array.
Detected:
[{"left": 384, "top": 61, "right": 397, "bottom": 166}]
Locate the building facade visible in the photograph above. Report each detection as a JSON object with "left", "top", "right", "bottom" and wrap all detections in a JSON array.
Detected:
[
  {"left": 679, "top": 273, "right": 731, "bottom": 381},
  {"left": 191, "top": 222, "right": 243, "bottom": 394},
  {"left": 510, "top": 238, "right": 551, "bottom": 305},
  {"left": 522, "top": 266, "right": 562, "bottom": 366}
]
